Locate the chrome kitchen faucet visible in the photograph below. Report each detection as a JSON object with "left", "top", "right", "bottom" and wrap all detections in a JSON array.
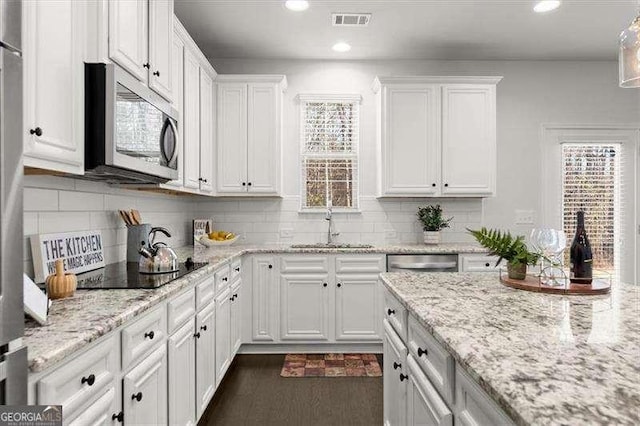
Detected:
[{"left": 325, "top": 200, "right": 340, "bottom": 244}]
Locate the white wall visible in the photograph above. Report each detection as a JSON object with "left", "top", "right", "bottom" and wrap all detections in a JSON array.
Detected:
[
  {"left": 202, "top": 58, "right": 639, "bottom": 244},
  {"left": 23, "top": 176, "right": 196, "bottom": 278}
]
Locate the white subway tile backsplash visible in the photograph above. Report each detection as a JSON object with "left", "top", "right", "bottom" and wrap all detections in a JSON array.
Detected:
[
  {"left": 59, "top": 191, "right": 105, "bottom": 211},
  {"left": 38, "top": 211, "right": 92, "bottom": 233},
  {"left": 24, "top": 188, "right": 58, "bottom": 211}
]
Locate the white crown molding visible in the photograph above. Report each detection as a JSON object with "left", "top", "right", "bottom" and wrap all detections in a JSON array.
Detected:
[
  {"left": 295, "top": 93, "right": 363, "bottom": 103},
  {"left": 372, "top": 75, "right": 504, "bottom": 93},
  {"left": 174, "top": 16, "right": 218, "bottom": 79},
  {"left": 215, "top": 74, "right": 288, "bottom": 91}
]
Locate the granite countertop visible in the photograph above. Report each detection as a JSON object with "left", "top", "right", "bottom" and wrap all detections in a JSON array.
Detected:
[
  {"left": 380, "top": 272, "right": 640, "bottom": 426},
  {"left": 25, "top": 242, "right": 486, "bottom": 373}
]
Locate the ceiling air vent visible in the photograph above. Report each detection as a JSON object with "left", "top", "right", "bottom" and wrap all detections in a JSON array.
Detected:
[{"left": 332, "top": 13, "right": 371, "bottom": 27}]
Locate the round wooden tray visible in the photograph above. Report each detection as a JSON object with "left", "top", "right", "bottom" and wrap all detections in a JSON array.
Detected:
[{"left": 499, "top": 274, "right": 611, "bottom": 295}]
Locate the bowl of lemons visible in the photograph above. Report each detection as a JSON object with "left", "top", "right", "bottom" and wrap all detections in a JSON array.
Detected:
[{"left": 197, "top": 231, "right": 239, "bottom": 247}]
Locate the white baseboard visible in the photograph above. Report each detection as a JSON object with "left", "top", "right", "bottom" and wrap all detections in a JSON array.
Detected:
[{"left": 238, "top": 342, "right": 383, "bottom": 354}]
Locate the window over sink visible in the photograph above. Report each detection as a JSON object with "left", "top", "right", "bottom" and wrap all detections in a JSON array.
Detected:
[{"left": 298, "top": 94, "right": 361, "bottom": 211}]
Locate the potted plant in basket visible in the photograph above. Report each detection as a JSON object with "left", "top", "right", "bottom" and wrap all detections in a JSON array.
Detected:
[
  {"left": 467, "top": 228, "right": 540, "bottom": 280},
  {"left": 417, "top": 205, "right": 453, "bottom": 245}
]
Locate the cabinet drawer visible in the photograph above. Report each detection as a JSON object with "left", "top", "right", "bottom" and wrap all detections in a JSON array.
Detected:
[
  {"left": 455, "top": 364, "right": 515, "bottom": 426},
  {"left": 37, "top": 335, "right": 119, "bottom": 417},
  {"left": 215, "top": 264, "right": 231, "bottom": 294},
  {"left": 280, "top": 255, "right": 328, "bottom": 273},
  {"left": 460, "top": 255, "right": 498, "bottom": 272},
  {"left": 230, "top": 258, "right": 242, "bottom": 281},
  {"left": 121, "top": 306, "right": 166, "bottom": 371},
  {"left": 384, "top": 288, "right": 408, "bottom": 341},
  {"left": 407, "top": 355, "right": 453, "bottom": 426},
  {"left": 167, "top": 287, "right": 196, "bottom": 334},
  {"left": 408, "top": 314, "right": 455, "bottom": 404},
  {"left": 335, "top": 255, "right": 384, "bottom": 273},
  {"left": 196, "top": 275, "right": 215, "bottom": 311}
]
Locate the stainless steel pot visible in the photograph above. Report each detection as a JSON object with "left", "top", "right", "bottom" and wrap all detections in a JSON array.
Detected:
[{"left": 138, "top": 227, "right": 179, "bottom": 274}]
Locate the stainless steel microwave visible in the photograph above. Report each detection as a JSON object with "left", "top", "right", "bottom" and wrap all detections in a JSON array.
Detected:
[{"left": 85, "top": 63, "right": 179, "bottom": 183}]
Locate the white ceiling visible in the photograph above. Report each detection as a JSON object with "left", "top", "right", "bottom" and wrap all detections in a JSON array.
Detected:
[{"left": 175, "top": 0, "right": 638, "bottom": 61}]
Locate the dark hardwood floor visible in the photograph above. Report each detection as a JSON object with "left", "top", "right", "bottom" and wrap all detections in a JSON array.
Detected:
[{"left": 199, "top": 354, "right": 383, "bottom": 426}]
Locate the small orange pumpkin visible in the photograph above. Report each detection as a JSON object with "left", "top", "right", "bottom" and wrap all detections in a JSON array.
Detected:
[{"left": 46, "top": 259, "right": 77, "bottom": 299}]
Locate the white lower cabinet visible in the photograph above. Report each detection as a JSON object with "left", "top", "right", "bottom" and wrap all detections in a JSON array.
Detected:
[
  {"left": 68, "top": 387, "right": 118, "bottom": 426},
  {"left": 230, "top": 279, "right": 242, "bottom": 355},
  {"left": 123, "top": 344, "right": 168, "bottom": 426},
  {"left": 280, "top": 273, "right": 330, "bottom": 341},
  {"left": 384, "top": 290, "right": 513, "bottom": 426},
  {"left": 168, "top": 319, "right": 196, "bottom": 426},
  {"left": 384, "top": 320, "right": 407, "bottom": 426},
  {"left": 407, "top": 355, "right": 453, "bottom": 426},
  {"left": 196, "top": 300, "right": 216, "bottom": 418},
  {"left": 215, "top": 287, "right": 232, "bottom": 385},
  {"left": 335, "top": 274, "right": 381, "bottom": 341},
  {"left": 251, "top": 256, "right": 279, "bottom": 342}
]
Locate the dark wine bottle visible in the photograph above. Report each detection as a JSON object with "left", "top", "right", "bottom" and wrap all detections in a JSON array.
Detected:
[{"left": 570, "top": 210, "right": 593, "bottom": 284}]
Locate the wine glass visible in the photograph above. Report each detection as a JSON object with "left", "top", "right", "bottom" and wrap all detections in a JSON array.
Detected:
[{"left": 537, "top": 229, "right": 568, "bottom": 287}]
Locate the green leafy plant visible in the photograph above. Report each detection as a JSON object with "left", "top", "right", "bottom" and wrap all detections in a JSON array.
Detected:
[
  {"left": 467, "top": 227, "right": 540, "bottom": 267},
  {"left": 417, "top": 205, "right": 453, "bottom": 232}
]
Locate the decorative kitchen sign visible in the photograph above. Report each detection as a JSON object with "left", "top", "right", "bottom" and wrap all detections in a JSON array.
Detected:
[
  {"left": 30, "top": 230, "right": 105, "bottom": 283},
  {"left": 193, "top": 219, "right": 214, "bottom": 244}
]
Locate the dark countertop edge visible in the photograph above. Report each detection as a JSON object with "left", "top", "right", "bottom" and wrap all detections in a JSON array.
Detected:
[{"left": 379, "top": 273, "right": 527, "bottom": 426}]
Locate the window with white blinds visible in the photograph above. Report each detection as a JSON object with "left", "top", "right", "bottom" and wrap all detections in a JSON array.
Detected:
[
  {"left": 299, "top": 95, "right": 360, "bottom": 210},
  {"left": 562, "top": 143, "right": 622, "bottom": 272}
]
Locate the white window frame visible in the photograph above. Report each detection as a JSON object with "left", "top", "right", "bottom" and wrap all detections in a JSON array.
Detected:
[
  {"left": 541, "top": 124, "right": 639, "bottom": 284},
  {"left": 297, "top": 94, "right": 362, "bottom": 213}
]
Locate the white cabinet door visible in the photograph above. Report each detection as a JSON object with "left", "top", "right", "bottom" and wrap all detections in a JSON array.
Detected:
[
  {"left": 335, "top": 274, "right": 381, "bottom": 341},
  {"left": 230, "top": 280, "right": 242, "bottom": 355},
  {"left": 164, "top": 30, "right": 184, "bottom": 188},
  {"left": 380, "top": 85, "right": 440, "bottom": 196},
  {"left": 108, "top": 0, "right": 148, "bottom": 83},
  {"left": 23, "top": 0, "right": 85, "bottom": 175},
  {"left": 196, "top": 301, "right": 216, "bottom": 419},
  {"left": 252, "top": 256, "right": 278, "bottom": 342},
  {"left": 280, "top": 274, "right": 330, "bottom": 341},
  {"left": 247, "top": 83, "right": 279, "bottom": 194},
  {"left": 383, "top": 320, "right": 407, "bottom": 426},
  {"left": 183, "top": 49, "right": 201, "bottom": 190},
  {"left": 199, "top": 69, "right": 214, "bottom": 193},
  {"left": 123, "top": 344, "right": 167, "bottom": 426},
  {"left": 407, "top": 355, "right": 453, "bottom": 426},
  {"left": 216, "top": 83, "right": 248, "bottom": 193},
  {"left": 215, "top": 287, "right": 232, "bottom": 385},
  {"left": 441, "top": 85, "right": 496, "bottom": 196},
  {"left": 67, "top": 387, "right": 118, "bottom": 426},
  {"left": 168, "top": 319, "right": 196, "bottom": 426},
  {"left": 148, "top": 0, "right": 173, "bottom": 101}
]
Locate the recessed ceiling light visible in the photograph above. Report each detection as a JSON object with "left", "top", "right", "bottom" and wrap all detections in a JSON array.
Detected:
[
  {"left": 285, "top": 0, "right": 309, "bottom": 12},
  {"left": 533, "top": 1, "right": 561, "bottom": 13},
  {"left": 332, "top": 42, "right": 351, "bottom": 53}
]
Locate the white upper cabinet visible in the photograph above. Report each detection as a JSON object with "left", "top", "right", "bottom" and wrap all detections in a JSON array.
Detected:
[
  {"left": 378, "top": 84, "right": 440, "bottom": 196},
  {"left": 108, "top": 0, "right": 173, "bottom": 101},
  {"left": 23, "top": 0, "right": 86, "bottom": 175},
  {"left": 216, "top": 75, "right": 286, "bottom": 196},
  {"left": 148, "top": 0, "right": 173, "bottom": 100},
  {"left": 182, "top": 49, "right": 201, "bottom": 190},
  {"left": 441, "top": 85, "right": 496, "bottom": 196},
  {"left": 216, "top": 83, "right": 247, "bottom": 193},
  {"left": 108, "top": 0, "right": 149, "bottom": 84},
  {"left": 163, "top": 26, "right": 185, "bottom": 188},
  {"left": 199, "top": 70, "right": 215, "bottom": 193},
  {"left": 374, "top": 76, "right": 501, "bottom": 198}
]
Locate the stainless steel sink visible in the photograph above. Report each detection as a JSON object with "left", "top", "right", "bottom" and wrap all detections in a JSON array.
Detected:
[{"left": 290, "top": 243, "right": 374, "bottom": 249}]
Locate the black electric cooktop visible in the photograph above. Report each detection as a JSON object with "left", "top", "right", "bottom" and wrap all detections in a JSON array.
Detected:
[{"left": 70, "top": 258, "right": 208, "bottom": 290}]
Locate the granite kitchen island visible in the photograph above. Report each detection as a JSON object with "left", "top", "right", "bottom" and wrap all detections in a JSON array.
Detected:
[{"left": 380, "top": 272, "right": 640, "bottom": 425}]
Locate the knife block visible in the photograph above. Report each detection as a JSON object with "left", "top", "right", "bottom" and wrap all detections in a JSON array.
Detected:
[{"left": 127, "top": 224, "right": 151, "bottom": 262}]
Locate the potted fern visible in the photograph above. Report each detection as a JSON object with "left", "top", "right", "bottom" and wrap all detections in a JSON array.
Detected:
[
  {"left": 467, "top": 228, "right": 540, "bottom": 280},
  {"left": 417, "top": 205, "right": 453, "bottom": 245}
]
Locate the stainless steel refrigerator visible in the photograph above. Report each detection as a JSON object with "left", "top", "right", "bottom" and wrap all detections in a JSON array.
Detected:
[{"left": 0, "top": 0, "right": 27, "bottom": 405}]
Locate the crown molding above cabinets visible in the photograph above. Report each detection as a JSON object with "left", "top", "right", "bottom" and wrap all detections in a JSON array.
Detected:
[{"left": 374, "top": 76, "right": 502, "bottom": 198}]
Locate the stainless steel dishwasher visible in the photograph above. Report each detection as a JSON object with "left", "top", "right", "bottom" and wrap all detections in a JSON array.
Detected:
[{"left": 387, "top": 254, "right": 459, "bottom": 272}]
